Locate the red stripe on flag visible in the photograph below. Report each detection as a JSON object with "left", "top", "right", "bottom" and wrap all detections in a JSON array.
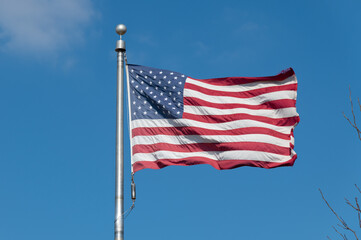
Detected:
[
  {"left": 182, "top": 113, "right": 300, "bottom": 126},
  {"left": 132, "top": 126, "right": 291, "bottom": 140},
  {"left": 184, "top": 97, "right": 296, "bottom": 110},
  {"left": 132, "top": 142, "right": 291, "bottom": 155},
  {"left": 132, "top": 154, "right": 297, "bottom": 172},
  {"left": 187, "top": 69, "right": 295, "bottom": 86}
]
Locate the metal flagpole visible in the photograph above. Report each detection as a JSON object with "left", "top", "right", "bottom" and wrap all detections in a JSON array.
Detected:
[{"left": 115, "top": 24, "right": 127, "bottom": 240}]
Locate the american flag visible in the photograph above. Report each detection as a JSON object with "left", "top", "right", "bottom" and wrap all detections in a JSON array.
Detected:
[{"left": 127, "top": 64, "right": 300, "bottom": 173}]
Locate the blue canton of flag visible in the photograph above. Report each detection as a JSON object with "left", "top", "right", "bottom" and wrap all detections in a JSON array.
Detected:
[{"left": 128, "top": 64, "right": 187, "bottom": 120}]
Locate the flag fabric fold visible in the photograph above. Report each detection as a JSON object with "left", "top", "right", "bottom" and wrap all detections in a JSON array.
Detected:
[{"left": 127, "top": 64, "right": 299, "bottom": 173}]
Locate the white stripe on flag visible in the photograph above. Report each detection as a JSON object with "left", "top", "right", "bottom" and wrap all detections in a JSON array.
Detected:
[
  {"left": 184, "top": 89, "right": 297, "bottom": 105},
  {"left": 132, "top": 134, "right": 291, "bottom": 147},
  {"left": 131, "top": 119, "right": 293, "bottom": 134},
  {"left": 184, "top": 105, "right": 297, "bottom": 118},
  {"left": 132, "top": 150, "right": 296, "bottom": 164}
]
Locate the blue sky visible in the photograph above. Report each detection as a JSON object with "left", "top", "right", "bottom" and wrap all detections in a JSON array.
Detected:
[{"left": 1, "top": 0, "right": 361, "bottom": 239}]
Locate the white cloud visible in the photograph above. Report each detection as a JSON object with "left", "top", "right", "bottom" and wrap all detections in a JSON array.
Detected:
[{"left": 0, "top": 0, "right": 96, "bottom": 54}]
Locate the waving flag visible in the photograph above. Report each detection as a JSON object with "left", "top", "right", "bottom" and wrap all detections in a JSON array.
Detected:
[{"left": 127, "top": 64, "right": 299, "bottom": 173}]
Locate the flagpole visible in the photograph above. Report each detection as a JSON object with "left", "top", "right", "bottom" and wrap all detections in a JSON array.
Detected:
[{"left": 115, "top": 24, "right": 126, "bottom": 240}]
